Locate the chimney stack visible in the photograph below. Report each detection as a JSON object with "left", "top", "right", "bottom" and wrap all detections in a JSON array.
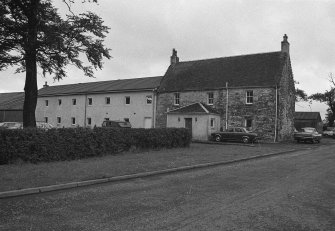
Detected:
[
  {"left": 170, "top": 48, "right": 179, "bottom": 65},
  {"left": 281, "top": 34, "right": 289, "bottom": 54},
  {"left": 43, "top": 81, "right": 49, "bottom": 88}
]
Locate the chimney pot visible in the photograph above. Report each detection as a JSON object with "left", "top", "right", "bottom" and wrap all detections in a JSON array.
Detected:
[
  {"left": 170, "top": 48, "right": 179, "bottom": 65},
  {"left": 43, "top": 81, "right": 49, "bottom": 88},
  {"left": 281, "top": 34, "right": 290, "bottom": 54}
]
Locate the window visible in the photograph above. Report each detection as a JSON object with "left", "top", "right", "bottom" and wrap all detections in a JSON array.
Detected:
[
  {"left": 246, "top": 119, "right": 252, "bottom": 128},
  {"left": 210, "top": 118, "right": 215, "bottom": 128},
  {"left": 88, "top": 98, "right": 93, "bottom": 105},
  {"left": 146, "top": 95, "right": 152, "bottom": 104},
  {"left": 124, "top": 118, "right": 130, "bottom": 122},
  {"left": 208, "top": 92, "right": 214, "bottom": 105},
  {"left": 105, "top": 97, "right": 110, "bottom": 105},
  {"left": 71, "top": 117, "right": 76, "bottom": 125},
  {"left": 87, "top": 117, "right": 91, "bottom": 125},
  {"left": 104, "top": 118, "right": 109, "bottom": 121},
  {"left": 246, "top": 90, "right": 253, "bottom": 104},
  {"left": 45, "top": 100, "right": 48, "bottom": 106},
  {"left": 125, "top": 96, "right": 130, "bottom": 105},
  {"left": 44, "top": 117, "right": 48, "bottom": 123},
  {"left": 57, "top": 117, "right": 61, "bottom": 124},
  {"left": 174, "top": 93, "right": 180, "bottom": 105},
  {"left": 58, "top": 99, "right": 62, "bottom": 105},
  {"left": 72, "top": 99, "right": 76, "bottom": 105}
]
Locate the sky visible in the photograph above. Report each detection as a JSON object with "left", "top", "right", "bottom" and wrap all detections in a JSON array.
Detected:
[{"left": 1, "top": 0, "right": 334, "bottom": 119}]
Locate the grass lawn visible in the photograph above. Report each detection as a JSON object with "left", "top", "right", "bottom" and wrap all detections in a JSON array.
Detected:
[{"left": 0, "top": 140, "right": 331, "bottom": 192}]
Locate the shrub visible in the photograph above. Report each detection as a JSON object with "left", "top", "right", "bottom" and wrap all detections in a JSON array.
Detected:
[{"left": 0, "top": 127, "right": 191, "bottom": 165}]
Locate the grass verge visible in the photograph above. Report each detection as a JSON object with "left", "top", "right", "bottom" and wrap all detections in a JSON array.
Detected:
[{"left": 0, "top": 140, "right": 332, "bottom": 192}]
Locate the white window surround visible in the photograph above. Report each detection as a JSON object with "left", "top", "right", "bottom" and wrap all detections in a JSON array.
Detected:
[
  {"left": 88, "top": 98, "right": 93, "bottom": 106},
  {"left": 125, "top": 96, "right": 130, "bottom": 105},
  {"left": 71, "top": 117, "right": 76, "bottom": 125},
  {"left": 174, "top": 93, "right": 180, "bottom": 105},
  {"left": 57, "top": 117, "right": 61, "bottom": 124},
  {"left": 105, "top": 97, "right": 110, "bottom": 105},
  {"left": 208, "top": 92, "right": 214, "bottom": 105},
  {"left": 146, "top": 95, "right": 153, "bottom": 104},
  {"left": 246, "top": 90, "right": 253, "bottom": 104},
  {"left": 210, "top": 118, "right": 215, "bottom": 128}
]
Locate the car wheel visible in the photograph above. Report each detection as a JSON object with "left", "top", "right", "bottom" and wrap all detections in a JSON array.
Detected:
[
  {"left": 215, "top": 135, "right": 221, "bottom": 142},
  {"left": 242, "top": 137, "right": 249, "bottom": 144}
]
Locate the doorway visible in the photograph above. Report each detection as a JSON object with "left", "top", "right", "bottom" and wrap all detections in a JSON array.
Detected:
[{"left": 184, "top": 118, "right": 192, "bottom": 137}]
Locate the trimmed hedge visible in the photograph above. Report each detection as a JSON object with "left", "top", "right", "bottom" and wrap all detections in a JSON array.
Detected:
[{"left": 0, "top": 127, "right": 191, "bottom": 164}]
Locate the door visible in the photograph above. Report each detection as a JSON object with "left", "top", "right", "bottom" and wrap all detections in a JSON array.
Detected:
[
  {"left": 144, "top": 117, "right": 152, "bottom": 129},
  {"left": 184, "top": 118, "right": 192, "bottom": 137}
]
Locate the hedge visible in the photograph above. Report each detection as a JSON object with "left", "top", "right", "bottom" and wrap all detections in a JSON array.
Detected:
[{"left": 0, "top": 127, "right": 191, "bottom": 164}]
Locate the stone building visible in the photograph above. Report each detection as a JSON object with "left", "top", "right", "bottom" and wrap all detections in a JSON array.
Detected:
[
  {"left": 36, "top": 76, "right": 162, "bottom": 128},
  {"left": 156, "top": 35, "right": 295, "bottom": 141}
]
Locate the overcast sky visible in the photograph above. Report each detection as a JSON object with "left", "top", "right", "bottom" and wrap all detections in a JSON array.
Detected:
[{"left": 1, "top": 0, "right": 334, "bottom": 118}]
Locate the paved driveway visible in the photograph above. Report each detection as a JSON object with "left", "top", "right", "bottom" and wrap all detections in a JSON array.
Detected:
[{"left": 1, "top": 145, "right": 335, "bottom": 230}]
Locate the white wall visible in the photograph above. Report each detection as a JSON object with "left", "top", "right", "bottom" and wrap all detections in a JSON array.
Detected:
[{"left": 36, "top": 91, "right": 155, "bottom": 128}]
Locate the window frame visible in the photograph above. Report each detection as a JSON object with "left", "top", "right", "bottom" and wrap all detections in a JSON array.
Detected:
[
  {"left": 71, "top": 117, "right": 76, "bottom": 125},
  {"left": 72, "top": 99, "right": 76, "bottom": 105},
  {"left": 210, "top": 118, "right": 215, "bottom": 128},
  {"left": 146, "top": 95, "right": 153, "bottom": 105},
  {"left": 174, "top": 93, "right": 180, "bottom": 105},
  {"left": 44, "top": 117, "right": 48, "bottom": 123},
  {"left": 45, "top": 100, "right": 48, "bottom": 106},
  {"left": 88, "top": 97, "right": 93, "bottom": 106},
  {"left": 87, "top": 117, "right": 92, "bottom": 125},
  {"left": 125, "top": 96, "right": 130, "bottom": 105},
  {"left": 246, "top": 90, "right": 254, "bottom": 104},
  {"left": 105, "top": 97, "right": 110, "bottom": 105},
  {"left": 58, "top": 99, "right": 62, "bottom": 106},
  {"left": 207, "top": 92, "right": 214, "bottom": 105},
  {"left": 57, "top": 117, "right": 61, "bottom": 124}
]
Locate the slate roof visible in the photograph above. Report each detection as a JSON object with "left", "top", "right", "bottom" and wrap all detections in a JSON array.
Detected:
[
  {"left": 168, "top": 102, "right": 219, "bottom": 114},
  {"left": 294, "top": 112, "right": 322, "bottom": 121},
  {"left": 159, "top": 51, "right": 287, "bottom": 93},
  {"left": 0, "top": 92, "right": 24, "bottom": 110},
  {"left": 38, "top": 76, "right": 163, "bottom": 97}
]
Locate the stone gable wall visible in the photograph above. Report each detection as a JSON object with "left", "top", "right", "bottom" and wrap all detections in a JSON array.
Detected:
[{"left": 277, "top": 57, "right": 295, "bottom": 140}]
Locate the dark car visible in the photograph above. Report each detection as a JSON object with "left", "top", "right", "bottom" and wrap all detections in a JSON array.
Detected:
[
  {"left": 294, "top": 127, "right": 322, "bottom": 143},
  {"left": 211, "top": 127, "right": 258, "bottom": 143},
  {"left": 102, "top": 120, "right": 132, "bottom": 128}
]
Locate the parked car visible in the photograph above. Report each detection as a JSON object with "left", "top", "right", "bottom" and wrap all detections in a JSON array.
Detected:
[
  {"left": 211, "top": 127, "right": 258, "bottom": 143},
  {"left": 36, "top": 122, "right": 54, "bottom": 130},
  {"left": 323, "top": 127, "right": 335, "bottom": 138},
  {"left": 102, "top": 120, "right": 132, "bottom": 128},
  {"left": 294, "top": 127, "right": 322, "bottom": 143},
  {"left": 0, "top": 122, "right": 23, "bottom": 130}
]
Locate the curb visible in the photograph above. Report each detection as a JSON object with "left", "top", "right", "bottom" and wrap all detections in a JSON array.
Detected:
[{"left": 0, "top": 148, "right": 311, "bottom": 199}]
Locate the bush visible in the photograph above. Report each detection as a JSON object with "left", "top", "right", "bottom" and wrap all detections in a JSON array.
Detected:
[{"left": 0, "top": 127, "right": 191, "bottom": 164}]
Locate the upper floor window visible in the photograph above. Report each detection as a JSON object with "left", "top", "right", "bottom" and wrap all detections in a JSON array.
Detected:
[
  {"left": 125, "top": 96, "right": 130, "bottom": 105},
  {"left": 174, "top": 93, "right": 180, "bottom": 105},
  {"left": 72, "top": 99, "right": 76, "bottom": 105},
  {"left": 146, "top": 95, "right": 152, "bottom": 104},
  {"left": 88, "top": 98, "right": 93, "bottom": 105},
  {"left": 105, "top": 97, "right": 110, "bottom": 105},
  {"left": 45, "top": 100, "right": 48, "bottom": 106},
  {"left": 208, "top": 92, "right": 214, "bottom": 105},
  {"left": 58, "top": 99, "right": 62, "bottom": 105},
  {"left": 246, "top": 90, "right": 253, "bottom": 104}
]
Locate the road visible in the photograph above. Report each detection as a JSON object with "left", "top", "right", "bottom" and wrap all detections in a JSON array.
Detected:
[{"left": 1, "top": 145, "right": 335, "bottom": 231}]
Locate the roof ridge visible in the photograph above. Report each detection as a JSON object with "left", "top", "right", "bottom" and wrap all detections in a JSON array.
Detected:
[
  {"left": 178, "top": 51, "right": 282, "bottom": 64},
  {"left": 40, "top": 76, "right": 163, "bottom": 89}
]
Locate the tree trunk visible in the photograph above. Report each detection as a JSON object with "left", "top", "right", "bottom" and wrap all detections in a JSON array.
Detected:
[{"left": 23, "top": 0, "right": 39, "bottom": 128}]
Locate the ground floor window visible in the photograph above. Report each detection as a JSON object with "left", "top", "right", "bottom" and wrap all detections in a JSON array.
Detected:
[
  {"left": 245, "top": 118, "right": 252, "bottom": 129},
  {"left": 210, "top": 118, "right": 215, "bottom": 128},
  {"left": 87, "top": 117, "right": 91, "bottom": 125},
  {"left": 71, "top": 117, "right": 76, "bottom": 125}
]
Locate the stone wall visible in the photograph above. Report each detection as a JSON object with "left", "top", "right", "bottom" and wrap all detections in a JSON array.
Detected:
[
  {"left": 277, "top": 56, "right": 295, "bottom": 140},
  {"left": 156, "top": 87, "right": 278, "bottom": 141}
]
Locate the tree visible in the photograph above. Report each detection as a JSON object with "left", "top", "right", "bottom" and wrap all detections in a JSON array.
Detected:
[
  {"left": 0, "top": 0, "right": 111, "bottom": 127},
  {"left": 309, "top": 73, "right": 335, "bottom": 126},
  {"left": 294, "top": 81, "right": 308, "bottom": 102}
]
